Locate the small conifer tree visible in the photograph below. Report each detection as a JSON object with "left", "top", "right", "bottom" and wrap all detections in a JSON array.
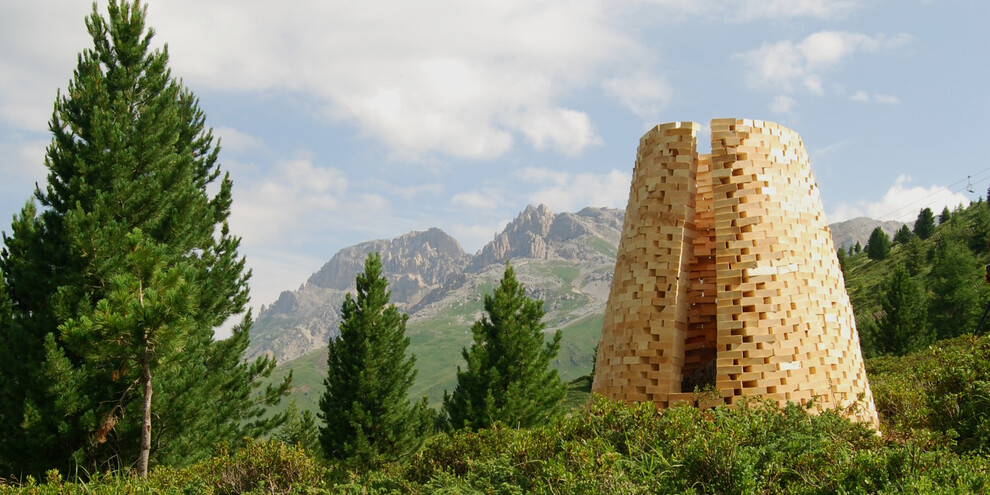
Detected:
[
  {"left": 915, "top": 208, "right": 936, "bottom": 240},
  {"left": 836, "top": 246, "right": 848, "bottom": 273},
  {"left": 318, "top": 253, "right": 429, "bottom": 466},
  {"left": 940, "top": 206, "right": 952, "bottom": 225},
  {"left": 874, "top": 265, "right": 931, "bottom": 355},
  {"left": 893, "top": 224, "right": 913, "bottom": 244},
  {"left": 443, "top": 264, "right": 566, "bottom": 430},
  {"left": 277, "top": 401, "right": 320, "bottom": 453},
  {"left": 867, "top": 227, "right": 891, "bottom": 261},
  {"left": 928, "top": 239, "right": 981, "bottom": 339},
  {"left": 854, "top": 241, "right": 862, "bottom": 254}
]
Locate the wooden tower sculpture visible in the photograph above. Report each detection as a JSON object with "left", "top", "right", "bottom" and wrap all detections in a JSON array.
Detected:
[{"left": 592, "top": 118, "right": 879, "bottom": 427}]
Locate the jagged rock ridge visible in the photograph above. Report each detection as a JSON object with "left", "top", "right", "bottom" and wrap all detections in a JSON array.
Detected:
[{"left": 245, "top": 206, "right": 624, "bottom": 363}]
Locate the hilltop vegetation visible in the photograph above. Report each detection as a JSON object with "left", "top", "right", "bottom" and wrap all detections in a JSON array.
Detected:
[
  {"left": 842, "top": 200, "right": 990, "bottom": 357},
  {"left": 5, "top": 392, "right": 990, "bottom": 493}
]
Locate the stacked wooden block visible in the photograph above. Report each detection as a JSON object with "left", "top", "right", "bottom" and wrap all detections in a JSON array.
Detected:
[{"left": 592, "top": 118, "right": 879, "bottom": 428}]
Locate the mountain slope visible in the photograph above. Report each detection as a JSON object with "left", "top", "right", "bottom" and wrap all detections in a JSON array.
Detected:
[
  {"left": 830, "top": 217, "right": 909, "bottom": 250},
  {"left": 252, "top": 204, "right": 886, "bottom": 412},
  {"left": 247, "top": 206, "right": 622, "bottom": 364},
  {"left": 250, "top": 205, "right": 623, "bottom": 409}
]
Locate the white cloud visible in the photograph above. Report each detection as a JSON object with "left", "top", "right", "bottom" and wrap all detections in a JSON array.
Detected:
[
  {"left": 215, "top": 127, "right": 262, "bottom": 154},
  {"left": 524, "top": 168, "right": 631, "bottom": 213},
  {"left": 0, "top": 1, "right": 645, "bottom": 161},
  {"left": 802, "top": 75, "right": 824, "bottom": 95},
  {"left": 736, "top": 31, "right": 911, "bottom": 94},
  {"left": 229, "top": 153, "right": 389, "bottom": 244},
  {"left": 769, "top": 95, "right": 797, "bottom": 115},
  {"left": 0, "top": 1, "right": 94, "bottom": 132},
  {"left": 602, "top": 74, "right": 673, "bottom": 122},
  {"left": 827, "top": 175, "right": 971, "bottom": 223},
  {"left": 850, "top": 91, "right": 901, "bottom": 104},
  {"left": 141, "top": 0, "right": 639, "bottom": 161},
  {"left": 518, "top": 167, "right": 569, "bottom": 186},
  {"left": 637, "top": 0, "right": 859, "bottom": 21},
  {"left": 0, "top": 137, "right": 49, "bottom": 229},
  {"left": 451, "top": 191, "right": 503, "bottom": 210},
  {"left": 0, "top": 136, "right": 47, "bottom": 181},
  {"left": 731, "top": 0, "right": 859, "bottom": 21},
  {"left": 380, "top": 182, "right": 445, "bottom": 201},
  {"left": 506, "top": 107, "right": 601, "bottom": 156}
]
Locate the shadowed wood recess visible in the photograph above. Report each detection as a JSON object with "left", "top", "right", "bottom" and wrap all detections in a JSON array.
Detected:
[{"left": 592, "top": 119, "right": 879, "bottom": 428}]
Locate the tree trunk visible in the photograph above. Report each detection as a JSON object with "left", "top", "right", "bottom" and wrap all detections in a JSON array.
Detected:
[{"left": 138, "top": 346, "right": 152, "bottom": 477}]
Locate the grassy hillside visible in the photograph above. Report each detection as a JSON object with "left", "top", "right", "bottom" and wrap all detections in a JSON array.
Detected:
[
  {"left": 264, "top": 259, "right": 606, "bottom": 416},
  {"left": 842, "top": 201, "right": 990, "bottom": 356}
]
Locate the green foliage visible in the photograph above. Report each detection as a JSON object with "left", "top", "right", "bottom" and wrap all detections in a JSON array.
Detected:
[
  {"left": 941, "top": 206, "right": 953, "bottom": 225},
  {"left": 928, "top": 238, "right": 982, "bottom": 339},
  {"left": 843, "top": 200, "right": 990, "bottom": 359},
  {"left": 276, "top": 402, "right": 320, "bottom": 454},
  {"left": 0, "top": 0, "right": 287, "bottom": 476},
  {"left": 866, "top": 264, "right": 931, "bottom": 356},
  {"left": 835, "top": 245, "right": 847, "bottom": 273},
  {"left": 443, "top": 264, "right": 566, "bottom": 430},
  {"left": 318, "top": 253, "right": 429, "bottom": 467},
  {"left": 854, "top": 240, "right": 862, "bottom": 254},
  {"left": 869, "top": 334, "right": 990, "bottom": 454},
  {"left": 915, "top": 207, "right": 936, "bottom": 239},
  {"left": 967, "top": 201, "right": 990, "bottom": 254},
  {"left": 866, "top": 227, "right": 891, "bottom": 261},
  {"left": 407, "top": 397, "right": 989, "bottom": 494},
  {"left": 5, "top": 398, "right": 990, "bottom": 493},
  {"left": 192, "top": 439, "right": 331, "bottom": 494},
  {"left": 893, "top": 224, "right": 913, "bottom": 244}
]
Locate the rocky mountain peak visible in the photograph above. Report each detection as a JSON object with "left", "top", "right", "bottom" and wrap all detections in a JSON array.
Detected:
[
  {"left": 468, "top": 204, "right": 624, "bottom": 271},
  {"left": 305, "top": 228, "right": 468, "bottom": 297},
  {"left": 246, "top": 206, "right": 625, "bottom": 364}
]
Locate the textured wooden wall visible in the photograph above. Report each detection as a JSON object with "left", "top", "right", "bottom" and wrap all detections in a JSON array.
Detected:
[{"left": 592, "top": 118, "right": 879, "bottom": 428}]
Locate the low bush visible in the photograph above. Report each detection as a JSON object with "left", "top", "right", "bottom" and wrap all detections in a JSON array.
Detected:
[
  {"left": 869, "top": 334, "right": 990, "bottom": 453},
  {"left": 4, "top": 396, "right": 989, "bottom": 493}
]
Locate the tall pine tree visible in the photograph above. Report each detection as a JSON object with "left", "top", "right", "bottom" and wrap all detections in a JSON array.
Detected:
[
  {"left": 0, "top": 1, "right": 288, "bottom": 476},
  {"left": 443, "top": 264, "right": 566, "bottom": 430},
  {"left": 318, "top": 253, "right": 429, "bottom": 467}
]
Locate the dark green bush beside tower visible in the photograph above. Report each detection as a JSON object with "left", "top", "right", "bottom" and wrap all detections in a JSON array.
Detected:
[
  {"left": 318, "top": 253, "right": 430, "bottom": 467},
  {"left": 443, "top": 264, "right": 566, "bottom": 430}
]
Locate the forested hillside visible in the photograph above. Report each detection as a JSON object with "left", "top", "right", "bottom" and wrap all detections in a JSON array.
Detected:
[{"left": 840, "top": 201, "right": 990, "bottom": 358}]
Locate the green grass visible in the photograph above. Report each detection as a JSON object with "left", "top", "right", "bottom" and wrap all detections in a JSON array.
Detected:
[
  {"left": 265, "top": 305, "right": 601, "bottom": 415},
  {"left": 586, "top": 235, "right": 618, "bottom": 258},
  {"left": 553, "top": 313, "right": 602, "bottom": 382}
]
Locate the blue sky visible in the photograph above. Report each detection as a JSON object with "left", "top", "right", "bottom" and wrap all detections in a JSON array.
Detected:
[{"left": 1, "top": 0, "right": 988, "bottom": 317}]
